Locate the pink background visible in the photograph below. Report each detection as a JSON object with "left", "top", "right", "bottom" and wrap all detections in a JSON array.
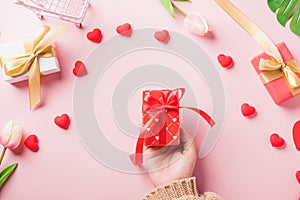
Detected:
[{"left": 1, "top": 0, "right": 300, "bottom": 199}]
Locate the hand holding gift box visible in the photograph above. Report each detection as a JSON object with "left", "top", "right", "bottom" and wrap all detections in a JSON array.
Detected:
[
  {"left": 0, "top": 25, "right": 67, "bottom": 109},
  {"left": 130, "top": 88, "right": 215, "bottom": 165},
  {"left": 215, "top": 0, "right": 300, "bottom": 104}
]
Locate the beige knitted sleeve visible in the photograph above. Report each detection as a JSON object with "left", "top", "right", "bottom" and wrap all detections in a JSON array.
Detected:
[{"left": 142, "top": 177, "right": 221, "bottom": 200}]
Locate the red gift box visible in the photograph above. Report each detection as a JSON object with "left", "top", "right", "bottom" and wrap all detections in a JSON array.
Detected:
[
  {"left": 130, "top": 88, "right": 215, "bottom": 165},
  {"left": 142, "top": 89, "right": 181, "bottom": 146},
  {"left": 251, "top": 43, "right": 300, "bottom": 104}
]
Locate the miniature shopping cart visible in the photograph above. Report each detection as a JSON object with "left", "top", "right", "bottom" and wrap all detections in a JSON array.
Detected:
[{"left": 15, "top": 0, "right": 90, "bottom": 28}]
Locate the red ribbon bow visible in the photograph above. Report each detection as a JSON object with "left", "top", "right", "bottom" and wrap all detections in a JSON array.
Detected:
[{"left": 130, "top": 88, "right": 215, "bottom": 165}]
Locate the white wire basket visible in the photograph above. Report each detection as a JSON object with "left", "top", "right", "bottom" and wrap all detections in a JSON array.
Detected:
[{"left": 15, "top": 0, "right": 90, "bottom": 28}]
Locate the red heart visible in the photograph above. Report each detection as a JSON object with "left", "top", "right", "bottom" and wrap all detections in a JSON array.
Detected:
[
  {"left": 154, "top": 30, "right": 170, "bottom": 44},
  {"left": 296, "top": 170, "right": 300, "bottom": 184},
  {"left": 73, "top": 60, "right": 87, "bottom": 77},
  {"left": 87, "top": 28, "right": 102, "bottom": 43},
  {"left": 116, "top": 23, "right": 132, "bottom": 37},
  {"left": 270, "top": 133, "right": 285, "bottom": 148},
  {"left": 24, "top": 135, "right": 39, "bottom": 152},
  {"left": 54, "top": 114, "right": 70, "bottom": 129},
  {"left": 241, "top": 103, "right": 256, "bottom": 117},
  {"left": 218, "top": 54, "right": 234, "bottom": 68},
  {"left": 293, "top": 121, "right": 300, "bottom": 151}
]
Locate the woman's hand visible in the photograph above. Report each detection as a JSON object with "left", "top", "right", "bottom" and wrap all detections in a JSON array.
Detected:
[{"left": 143, "top": 129, "right": 197, "bottom": 187}]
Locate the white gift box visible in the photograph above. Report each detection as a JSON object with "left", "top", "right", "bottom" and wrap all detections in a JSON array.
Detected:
[{"left": 0, "top": 39, "right": 60, "bottom": 83}]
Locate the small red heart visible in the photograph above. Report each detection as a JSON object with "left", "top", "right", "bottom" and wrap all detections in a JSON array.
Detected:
[
  {"left": 241, "top": 103, "right": 256, "bottom": 117},
  {"left": 296, "top": 170, "right": 300, "bottom": 184},
  {"left": 293, "top": 121, "right": 300, "bottom": 151},
  {"left": 218, "top": 54, "right": 234, "bottom": 68},
  {"left": 24, "top": 135, "right": 39, "bottom": 152},
  {"left": 54, "top": 114, "right": 70, "bottom": 129},
  {"left": 270, "top": 133, "right": 285, "bottom": 148},
  {"left": 73, "top": 60, "right": 87, "bottom": 77},
  {"left": 154, "top": 30, "right": 170, "bottom": 44},
  {"left": 87, "top": 28, "right": 102, "bottom": 43},
  {"left": 116, "top": 23, "right": 132, "bottom": 37}
]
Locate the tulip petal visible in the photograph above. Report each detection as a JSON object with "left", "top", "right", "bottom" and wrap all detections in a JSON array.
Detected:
[
  {"left": 0, "top": 120, "right": 13, "bottom": 147},
  {"left": 7, "top": 122, "right": 22, "bottom": 149},
  {"left": 0, "top": 121, "right": 22, "bottom": 149},
  {"left": 184, "top": 12, "right": 210, "bottom": 36}
]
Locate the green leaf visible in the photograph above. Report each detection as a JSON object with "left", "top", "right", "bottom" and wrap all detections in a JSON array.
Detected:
[
  {"left": 290, "top": 2, "right": 300, "bottom": 35},
  {"left": 267, "top": 0, "right": 300, "bottom": 36},
  {"left": 0, "top": 163, "right": 18, "bottom": 189},
  {"left": 277, "top": 0, "right": 298, "bottom": 26},
  {"left": 160, "top": 0, "right": 175, "bottom": 17},
  {"left": 173, "top": 0, "right": 191, "bottom": 2},
  {"left": 268, "top": 0, "right": 285, "bottom": 12}
]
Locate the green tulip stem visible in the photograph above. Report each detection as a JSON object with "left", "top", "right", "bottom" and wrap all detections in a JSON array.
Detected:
[
  {"left": 171, "top": 2, "right": 187, "bottom": 17},
  {"left": 0, "top": 147, "right": 7, "bottom": 166}
]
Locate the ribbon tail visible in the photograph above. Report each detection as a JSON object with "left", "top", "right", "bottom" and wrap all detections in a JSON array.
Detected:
[
  {"left": 181, "top": 106, "right": 215, "bottom": 127},
  {"left": 34, "top": 25, "right": 51, "bottom": 47},
  {"left": 283, "top": 66, "right": 300, "bottom": 88},
  {"left": 214, "top": 0, "right": 283, "bottom": 63},
  {"left": 130, "top": 131, "right": 145, "bottom": 165},
  {"left": 28, "top": 58, "right": 41, "bottom": 110},
  {"left": 34, "top": 25, "right": 68, "bottom": 55}
]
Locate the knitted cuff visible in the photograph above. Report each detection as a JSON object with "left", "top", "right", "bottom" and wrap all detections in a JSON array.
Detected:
[{"left": 143, "top": 177, "right": 198, "bottom": 200}]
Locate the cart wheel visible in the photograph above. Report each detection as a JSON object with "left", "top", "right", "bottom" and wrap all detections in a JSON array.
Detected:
[
  {"left": 37, "top": 14, "right": 44, "bottom": 20},
  {"left": 76, "top": 23, "right": 83, "bottom": 29}
]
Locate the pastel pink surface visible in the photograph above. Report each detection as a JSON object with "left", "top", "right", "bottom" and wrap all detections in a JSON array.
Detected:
[
  {"left": 1, "top": 0, "right": 300, "bottom": 200},
  {"left": 251, "top": 42, "right": 300, "bottom": 104}
]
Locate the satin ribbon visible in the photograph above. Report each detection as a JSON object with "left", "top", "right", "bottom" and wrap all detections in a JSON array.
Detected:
[
  {"left": 130, "top": 88, "right": 215, "bottom": 165},
  {"left": 1, "top": 25, "right": 67, "bottom": 109},
  {"left": 259, "top": 59, "right": 300, "bottom": 95},
  {"left": 215, "top": 0, "right": 300, "bottom": 94}
]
